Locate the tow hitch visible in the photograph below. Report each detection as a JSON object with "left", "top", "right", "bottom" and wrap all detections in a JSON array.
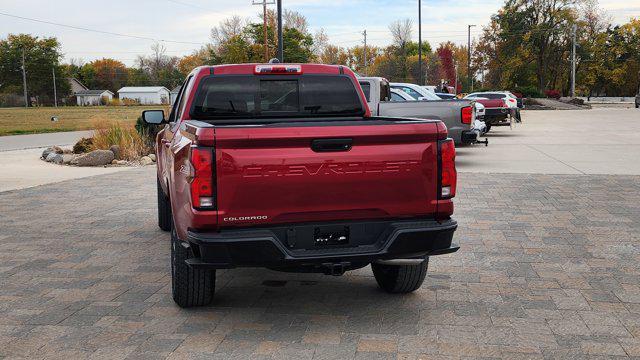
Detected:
[{"left": 321, "top": 262, "right": 350, "bottom": 276}]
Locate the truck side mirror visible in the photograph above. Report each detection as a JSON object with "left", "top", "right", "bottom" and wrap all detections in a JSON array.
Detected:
[{"left": 142, "top": 110, "right": 166, "bottom": 125}]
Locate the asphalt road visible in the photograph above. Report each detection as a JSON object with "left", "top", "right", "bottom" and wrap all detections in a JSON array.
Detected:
[{"left": 0, "top": 130, "right": 93, "bottom": 152}]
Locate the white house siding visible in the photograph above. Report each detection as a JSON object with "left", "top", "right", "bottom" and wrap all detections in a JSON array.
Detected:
[
  {"left": 118, "top": 87, "right": 170, "bottom": 105},
  {"left": 76, "top": 91, "right": 113, "bottom": 106},
  {"left": 77, "top": 95, "right": 101, "bottom": 106}
]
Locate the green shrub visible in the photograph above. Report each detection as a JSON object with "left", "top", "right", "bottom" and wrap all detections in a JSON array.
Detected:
[
  {"left": 513, "top": 86, "right": 543, "bottom": 98},
  {"left": 135, "top": 116, "right": 161, "bottom": 151}
]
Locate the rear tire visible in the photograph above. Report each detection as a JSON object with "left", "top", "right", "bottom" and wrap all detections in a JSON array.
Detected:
[
  {"left": 157, "top": 178, "right": 171, "bottom": 232},
  {"left": 372, "top": 257, "right": 429, "bottom": 293},
  {"left": 485, "top": 124, "right": 492, "bottom": 133},
  {"left": 171, "top": 228, "right": 216, "bottom": 307}
]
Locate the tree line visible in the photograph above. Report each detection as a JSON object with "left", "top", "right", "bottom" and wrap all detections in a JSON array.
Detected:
[{"left": 0, "top": 0, "right": 637, "bottom": 106}]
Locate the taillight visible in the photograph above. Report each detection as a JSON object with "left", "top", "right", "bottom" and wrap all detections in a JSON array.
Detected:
[
  {"left": 508, "top": 98, "right": 516, "bottom": 103},
  {"left": 189, "top": 147, "right": 215, "bottom": 209},
  {"left": 439, "top": 139, "right": 456, "bottom": 199},
  {"left": 461, "top": 106, "right": 473, "bottom": 124}
]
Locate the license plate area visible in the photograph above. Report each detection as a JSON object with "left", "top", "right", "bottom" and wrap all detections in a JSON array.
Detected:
[{"left": 314, "top": 226, "right": 349, "bottom": 246}]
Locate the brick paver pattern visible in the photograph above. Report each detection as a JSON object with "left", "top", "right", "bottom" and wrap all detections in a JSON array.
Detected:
[{"left": 1, "top": 168, "right": 639, "bottom": 359}]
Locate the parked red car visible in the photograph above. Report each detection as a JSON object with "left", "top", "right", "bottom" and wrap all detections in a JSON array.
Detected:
[{"left": 143, "top": 63, "right": 459, "bottom": 307}]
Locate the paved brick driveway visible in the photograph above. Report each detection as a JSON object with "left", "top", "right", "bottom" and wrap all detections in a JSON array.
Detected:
[{"left": 1, "top": 167, "right": 639, "bottom": 359}]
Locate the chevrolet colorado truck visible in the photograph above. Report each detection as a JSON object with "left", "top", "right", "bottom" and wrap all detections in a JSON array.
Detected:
[
  {"left": 359, "top": 77, "right": 481, "bottom": 145},
  {"left": 143, "top": 64, "right": 459, "bottom": 307}
]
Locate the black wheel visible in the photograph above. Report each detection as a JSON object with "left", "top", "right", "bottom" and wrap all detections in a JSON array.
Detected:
[
  {"left": 485, "top": 124, "right": 492, "bottom": 133},
  {"left": 157, "top": 178, "right": 171, "bottom": 231},
  {"left": 372, "top": 257, "right": 429, "bottom": 293},
  {"left": 171, "top": 228, "right": 216, "bottom": 307}
]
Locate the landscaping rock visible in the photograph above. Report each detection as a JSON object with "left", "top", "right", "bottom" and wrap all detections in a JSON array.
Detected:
[
  {"left": 51, "top": 154, "right": 64, "bottom": 164},
  {"left": 42, "top": 147, "right": 54, "bottom": 159},
  {"left": 111, "top": 159, "right": 119, "bottom": 165},
  {"left": 109, "top": 145, "right": 121, "bottom": 159},
  {"left": 62, "top": 154, "right": 75, "bottom": 165},
  {"left": 72, "top": 149, "right": 115, "bottom": 167},
  {"left": 148, "top": 154, "right": 156, "bottom": 162},
  {"left": 52, "top": 146, "right": 64, "bottom": 154},
  {"left": 140, "top": 156, "right": 154, "bottom": 166},
  {"left": 116, "top": 160, "right": 127, "bottom": 165},
  {"left": 45, "top": 152, "right": 58, "bottom": 162}
]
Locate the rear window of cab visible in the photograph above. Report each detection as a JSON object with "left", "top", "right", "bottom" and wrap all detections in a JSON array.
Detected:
[{"left": 190, "top": 75, "right": 365, "bottom": 120}]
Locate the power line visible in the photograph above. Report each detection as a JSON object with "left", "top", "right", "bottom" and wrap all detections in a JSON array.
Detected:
[
  {"left": 166, "top": 0, "right": 241, "bottom": 18},
  {"left": 0, "top": 11, "right": 206, "bottom": 45}
]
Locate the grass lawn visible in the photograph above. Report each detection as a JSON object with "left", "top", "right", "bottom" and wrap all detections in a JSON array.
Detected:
[{"left": 0, "top": 106, "right": 166, "bottom": 136}]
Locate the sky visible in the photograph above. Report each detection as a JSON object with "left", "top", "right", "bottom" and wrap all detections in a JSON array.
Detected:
[{"left": 0, "top": 0, "right": 638, "bottom": 66}]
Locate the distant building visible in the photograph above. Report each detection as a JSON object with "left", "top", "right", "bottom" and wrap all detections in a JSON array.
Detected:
[
  {"left": 170, "top": 86, "right": 182, "bottom": 105},
  {"left": 118, "top": 86, "right": 170, "bottom": 105},
  {"left": 76, "top": 90, "right": 114, "bottom": 106},
  {"left": 67, "top": 78, "right": 88, "bottom": 95}
]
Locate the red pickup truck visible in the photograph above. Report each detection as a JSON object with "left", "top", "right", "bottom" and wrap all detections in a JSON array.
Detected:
[{"left": 143, "top": 63, "right": 458, "bottom": 307}]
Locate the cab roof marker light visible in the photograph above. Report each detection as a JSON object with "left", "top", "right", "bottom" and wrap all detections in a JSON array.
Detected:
[{"left": 254, "top": 65, "right": 302, "bottom": 74}]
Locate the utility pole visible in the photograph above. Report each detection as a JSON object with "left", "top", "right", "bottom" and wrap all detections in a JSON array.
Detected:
[
  {"left": 52, "top": 67, "right": 58, "bottom": 108},
  {"left": 454, "top": 63, "right": 458, "bottom": 94},
  {"left": 418, "top": 0, "right": 422, "bottom": 85},
  {"left": 362, "top": 30, "right": 367, "bottom": 76},
  {"left": 21, "top": 49, "right": 28, "bottom": 108},
  {"left": 277, "top": 0, "right": 283, "bottom": 62},
  {"left": 571, "top": 23, "right": 576, "bottom": 98},
  {"left": 252, "top": 0, "right": 275, "bottom": 62},
  {"left": 467, "top": 24, "right": 476, "bottom": 92}
]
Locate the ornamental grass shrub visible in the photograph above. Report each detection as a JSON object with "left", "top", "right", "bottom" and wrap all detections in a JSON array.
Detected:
[{"left": 91, "top": 121, "right": 151, "bottom": 161}]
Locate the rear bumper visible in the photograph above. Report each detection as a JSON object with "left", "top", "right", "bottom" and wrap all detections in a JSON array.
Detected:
[
  {"left": 484, "top": 108, "right": 509, "bottom": 123},
  {"left": 184, "top": 218, "right": 458, "bottom": 271},
  {"left": 461, "top": 130, "right": 479, "bottom": 144}
]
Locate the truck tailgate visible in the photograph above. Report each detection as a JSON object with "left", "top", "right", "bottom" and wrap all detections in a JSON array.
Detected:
[{"left": 214, "top": 121, "right": 440, "bottom": 228}]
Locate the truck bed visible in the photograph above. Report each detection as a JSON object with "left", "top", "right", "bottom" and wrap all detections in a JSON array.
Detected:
[{"left": 377, "top": 100, "right": 473, "bottom": 144}]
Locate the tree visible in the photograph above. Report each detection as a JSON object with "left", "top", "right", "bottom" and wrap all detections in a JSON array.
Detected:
[
  {"left": 89, "top": 58, "right": 129, "bottom": 92},
  {"left": 0, "top": 33, "right": 70, "bottom": 105},
  {"left": 475, "top": 0, "right": 578, "bottom": 92},
  {"left": 135, "top": 43, "right": 182, "bottom": 89},
  {"left": 389, "top": 19, "right": 413, "bottom": 48},
  {"left": 210, "top": 16, "right": 246, "bottom": 47},
  {"left": 436, "top": 44, "right": 456, "bottom": 89},
  {"left": 385, "top": 19, "right": 414, "bottom": 82},
  {"left": 178, "top": 46, "right": 216, "bottom": 75},
  {"left": 317, "top": 45, "right": 348, "bottom": 65}
]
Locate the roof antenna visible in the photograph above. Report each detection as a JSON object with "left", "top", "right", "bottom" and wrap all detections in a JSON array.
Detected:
[{"left": 268, "top": 58, "right": 280, "bottom": 64}]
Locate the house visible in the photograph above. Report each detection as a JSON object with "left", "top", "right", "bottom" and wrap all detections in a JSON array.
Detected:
[
  {"left": 117, "top": 86, "right": 170, "bottom": 105},
  {"left": 170, "top": 86, "right": 181, "bottom": 105},
  {"left": 76, "top": 90, "right": 114, "bottom": 106},
  {"left": 67, "top": 78, "right": 88, "bottom": 94}
]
